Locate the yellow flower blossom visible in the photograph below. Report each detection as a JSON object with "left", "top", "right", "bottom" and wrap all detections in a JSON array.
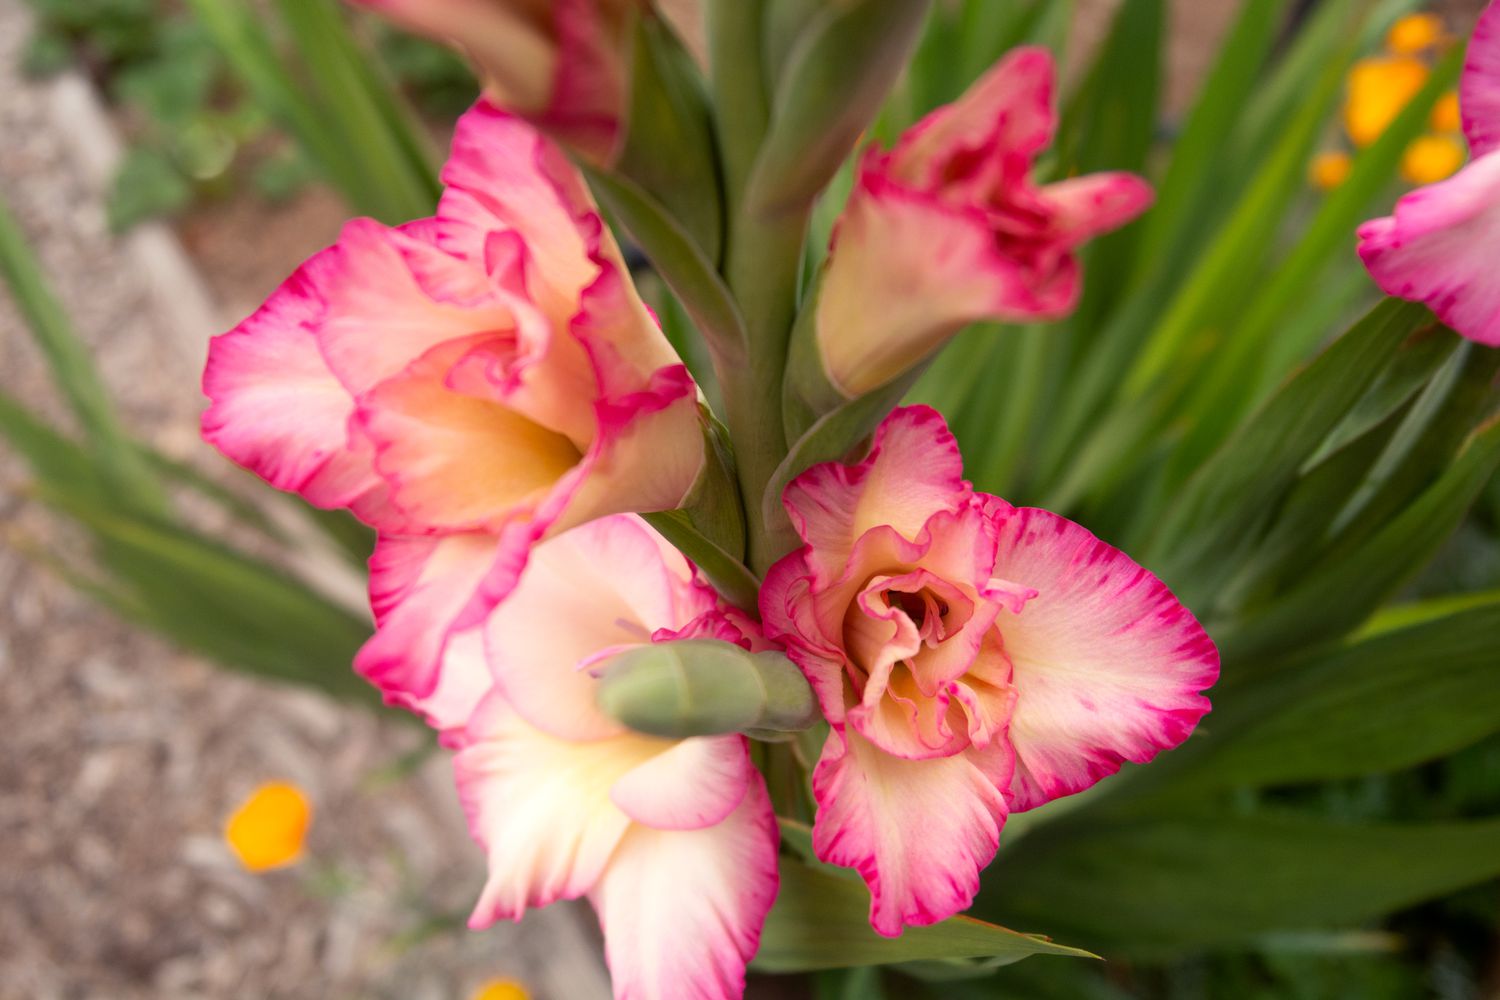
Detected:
[
  {"left": 470, "top": 980, "right": 531, "bottom": 1000},
  {"left": 1344, "top": 56, "right": 1430, "bottom": 147},
  {"left": 1309, "top": 151, "right": 1353, "bottom": 190},
  {"left": 1385, "top": 13, "right": 1447, "bottom": 55},
  {"left": 224, "top": 781, "right": 312, "bottom": 872},
  {"left": 1401, "top": 133, "right": 1466, "bottom": 184}
]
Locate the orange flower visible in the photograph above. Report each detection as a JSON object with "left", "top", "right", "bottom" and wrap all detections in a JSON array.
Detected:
[
  {"left": 1345, "top": 57, "right": 1430, "bottom": 147},
  {"left": 1431, "top": 91, "right": 1463, "bottom": 132},
  {"left": 1386, "top": 13, "right": 1447, "bottom": 56},
  {"left": 1310, "top": 150, "right": 1353, "bottom": 190},
  {"left": 224, "top": 782, "right": 312, "bottom": 872},
  {"left": 470, "top": 979, "right": 531, "bottom": 1000},
  {"left": 1401, "top": 133, "right": 1467, "bottom": 184}
]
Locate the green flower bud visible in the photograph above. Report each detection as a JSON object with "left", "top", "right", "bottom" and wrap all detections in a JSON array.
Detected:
[{"left": 594, "top": 639, "right": 818, "bottom": 740}]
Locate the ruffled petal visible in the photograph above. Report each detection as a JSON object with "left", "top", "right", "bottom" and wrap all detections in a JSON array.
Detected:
[
  {"left": 1358, "top": 152, "right": 1500, "bottom": 346},
  {"left": 816, "top": 177, "right": 1072, "bottom": 397},
  {"left": 810, "top": 726, "right": 1013, "bottom": 936},
  {"left": 989, "top": 506, "right": 1218, "bottom": 811},
  {"left": 414, "top": 627, "right": 496, "bottom": 742},
  {"left": 1461, "top": 1, "right": 1500, "bottom": 157},
  {"left": 590, "top": 777, "right": 779, "bottom": 1000},
  {"left": 355, "top": 335, "right": 586, "bottom": 534},
  {"left": 551, "top": 363, "right": 705, "bottom": 533},
  {"left": 200, "top": 246, "right": 380, "bottom": 509},
  {"left": 888, "top": 46, "right": 1057, "bottom": 187},
  {"left": 439, "top": 101, "right": 603, "bottom": 318},
  {"left": 610, "top": 735, "right": 753, "bottom": 831},
  {"left": 1037, "top": 172, "right": 1156, "bottom": 245},
  {"left": 485, "top": 516, "right": 693, "bottom": 742},
  {"left": 356, "top": 532, "right": 516, "bottom": 711},
  {"left": 315, "top": 218, "right": 520, "bottom": 397},
  {"left": 782, "top": 406, "right": 971, "bottom": 576},
  {"left": 455, "top": 691, "right": 668, "bottom": 927}
]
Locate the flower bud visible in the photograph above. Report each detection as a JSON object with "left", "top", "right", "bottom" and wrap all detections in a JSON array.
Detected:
[
  {"left": 594, "top": 639, "right": 818, "bottom": 739},
  {"left": 352, "top": 0, "right": 703, "bottom": 165},
  {"left": 805, "top": 47, "right": 1152, "bottom": 401}
]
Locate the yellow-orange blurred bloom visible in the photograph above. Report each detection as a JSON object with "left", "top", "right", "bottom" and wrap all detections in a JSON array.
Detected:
[
  {"left": 1345, "top": 56, "right": 1430, "bottom": 147},
  {"left": 224, "top": 782, "right": 311, "bottom": 872},
  {"left": 1431, "top": 91, "right": 1463, "bottom": 132},
  {"left": 1310, "top": 150, "right": 1353, "bottom": 190},
  {"left": 1385, "top": 13, "right": 1447, "bottom": 55},
  {"left": 470, "top": 980, "right": 531, "bottom": 1000},
  {"left": 1401, "top": 133, "right": 1467, "bottom": 184}
]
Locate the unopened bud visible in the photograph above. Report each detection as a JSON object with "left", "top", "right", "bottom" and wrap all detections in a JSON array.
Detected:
[{"left": 594, "top": 639, "right": 818, "bottom": 739}]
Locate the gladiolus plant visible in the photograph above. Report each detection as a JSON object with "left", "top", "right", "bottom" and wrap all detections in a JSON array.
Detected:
[
  {"left": 5, "top": 0, "right": 1483, "bottom": 997},
  {"left": 193, "top": 0, "right": 1500, "bottom": 994}
]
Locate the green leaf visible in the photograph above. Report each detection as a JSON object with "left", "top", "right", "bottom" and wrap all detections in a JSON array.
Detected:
[
  {"left": 0, "top": 191, "right": 166, "bottom": 513},
  {"left": 747, "top": 0, "right": 931, "bottom": 215},
  {"left": 1147, "top": 299, "right": 1432, "bottom": 600},
  {"left": 22, "top": 28, "right": 75, "bottom": 78},
  {"left": 1219, "top": 412, "right": 1500, "bottom": 662},
  {"left": 1130, "top": 0, "right": 1291, "bottom": 283},
  {"left": 977, "top": 813, "right": 1500, "bottom": 954},
  {"left": 754, "top": 858, "right": 1095, "bottom": 973},
  {"left": 1055, "top": 0, "right": 1162, "bottom": 177},
  {"left": 1164, "top": 45, "right": 1465, "bottom": 481},
  {"left": 108, "top": 145, "right": 194, "bottom": 230},
  {"left": 1161, "top": 605, "right": 1500, "bottom": 793},
  {"left": 581, "top": 163, "right": 747, "bottom": 362},
  {"left": 1119, "top": 34, "right": 1353, "bottom": 400},
  {"left": 270, "top": 0, "right": 439, "bottom": 220},
  {"left": 188, "top": 0, "right": 436, "bottom": 222},
  {"left": 615, "top": 15, "right": 723, "bottom": 260},
  {"left": 1025, "top": 0, "right": 1358, "bottom": 501},
  {"left": 39, "top": 487, "right": 379, "bottom": 706}
]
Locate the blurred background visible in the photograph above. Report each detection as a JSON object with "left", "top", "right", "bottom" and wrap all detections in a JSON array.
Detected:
[{"left": 1, "top": 1, "right": 1497, "bottom": 998}]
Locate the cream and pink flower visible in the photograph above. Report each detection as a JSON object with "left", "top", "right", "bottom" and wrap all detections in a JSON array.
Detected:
[
  {"left": 350, "top": 0, "right": 703, "bottom": 164},
  {"left": 201, "top": 101, "right": 704, "bottom": 714},
  {"left": 760, "top": 407, "right": 1218, "bottom": 936},
  {"left": 1358, "top": 0, "right": 1500, "bottom": 346},
  {"left": 389, "top": 515, "right": 779, "bottom": 1000},
  {"left": 814, "top": 46, "right": 1154, "bottom": 398}
]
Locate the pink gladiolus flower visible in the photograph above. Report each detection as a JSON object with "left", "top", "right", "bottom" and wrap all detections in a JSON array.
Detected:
[
  {"left": 815, "top": 47, "right": 1154, "bottom": 398},
  {"left": 760, "top": 407, "right": 1218, "bottom": 936},
  {"left": 201, "top": 101, "right": 705, "bottom": 711},
  {"left": 396, "top": 515, "right": 779, "bottom": 1000},
  {"left": 1358, "top": 1, "right": 1500, "bottom": 346},
  {"left": 350, "top": 0, "right": 703, "bottom": 163}
]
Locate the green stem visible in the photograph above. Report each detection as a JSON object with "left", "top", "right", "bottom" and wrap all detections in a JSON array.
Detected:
[{"left": 706, "top": 2, "right": 809, "bottom": 576}]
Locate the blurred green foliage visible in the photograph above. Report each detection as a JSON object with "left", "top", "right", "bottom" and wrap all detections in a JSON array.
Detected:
[{"left": 20, "top": 0, "right": 473, "bottom": 228}]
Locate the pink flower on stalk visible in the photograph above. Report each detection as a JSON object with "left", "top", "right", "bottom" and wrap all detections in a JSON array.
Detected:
[
  {"left": 391, "top": 515, "right": 779, "bottom": 1000},
  {"left": 815, "top": 47, "right": 1154, "bottom": 398},
  {"left": 201, "top": 102, "right": 704, "bottom": 713},
  {"left": 1358, "top": 1, "right": 1500, "bottom": 346},
  {"left": 350, "top": 0, "right": 703, "bottom": 164},
  {"left": 760, "top": 407, "right": 1217, "bottom": 936}
]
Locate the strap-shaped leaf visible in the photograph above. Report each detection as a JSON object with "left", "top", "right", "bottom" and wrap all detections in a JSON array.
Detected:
[
  {"left": 1155, "top": 605, "right": 1500, "bottom": 793},
  {"left": 754, "top": 858, "right": 1095, "bottom": 973},
  {"left": 583, "top": 164, "right": 747, "bottom": 364},
  {"left": 977, "top": 813, "right": 1500, "bottom": 953},
  {"left": 1147, "top": 298, "right": 1432, "bottom": 600},
  {"left": 615, "top": 15, "right": 723, "bottom": 260},
  {"left": 1219, "top": 412, "right": 1500, "bottom": 662}
]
